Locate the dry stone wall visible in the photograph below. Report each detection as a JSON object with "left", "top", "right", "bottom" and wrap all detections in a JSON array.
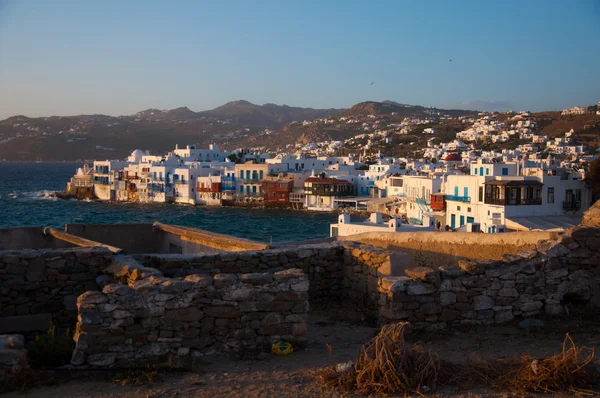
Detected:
[
  {"left": 134, "top": 243, "right": 406, "bottom": 316},
  {"left": 0, "top": 248, "right": 113, "bottom": 331},
  {"left": 378, "top": 223, "right": 600, "bottom": 330},
  {"left": 71, "top": 267, "right": 309, "bottom": 367}
]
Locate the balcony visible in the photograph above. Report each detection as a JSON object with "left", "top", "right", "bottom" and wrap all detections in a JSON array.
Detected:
[
  {"left": 485, "top": 197, "right": 542, "bottom": 206},
  {"left": 446, "top": 195, "right": 471, "bottom": 203},
  {"left": 563, "top": 201, "right": 581, "bottom": 211}
]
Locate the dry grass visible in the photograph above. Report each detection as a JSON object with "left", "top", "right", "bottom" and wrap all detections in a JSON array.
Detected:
[
  {"left": 499, "top": 333, "right": 596, "bottom": 395},
  {"left": 312, "top": 326, "right": 597, "bottom": 396},
  {"left": 311, "top": 322, "right": 439, "bottom": 395}
]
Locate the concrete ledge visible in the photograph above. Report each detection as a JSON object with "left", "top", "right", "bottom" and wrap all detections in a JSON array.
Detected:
[{"left": 154, "top": 222, "right": 269, "bottom": 252}]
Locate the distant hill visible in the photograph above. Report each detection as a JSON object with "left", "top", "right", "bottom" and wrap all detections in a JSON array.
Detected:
[
  {"left": 344, "top": 101, "right": 477, "bottom": 118},
  {"left": 0, "top": 101, "right": 344, "bottom": 161}
]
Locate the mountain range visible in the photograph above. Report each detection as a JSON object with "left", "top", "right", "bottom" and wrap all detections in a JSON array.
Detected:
[{"left": 0, "top": 100, "right": 480, "bottom": 161}]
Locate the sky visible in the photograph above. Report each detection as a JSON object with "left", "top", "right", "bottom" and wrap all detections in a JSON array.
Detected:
[{"left": 0, "top": 0, "right": 599, "bottom": 119}]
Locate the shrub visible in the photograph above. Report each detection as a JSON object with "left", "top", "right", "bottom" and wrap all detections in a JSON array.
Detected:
[{"left": 28, "top": 322, "right": 74, "bottom": 368}]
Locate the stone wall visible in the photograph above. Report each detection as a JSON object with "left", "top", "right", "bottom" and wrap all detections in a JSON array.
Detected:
[
  {"left": 134, "top": 243, "right": 408, "bottom": 316},
  {"left": 0, "top": 248, "right": 113, "bottom": 332},
  {"left": 71, "top": 267, "right": 309, "bottom": 366},
  {"left": 378, "top": 224, "right": 600, "bottom": 330}
]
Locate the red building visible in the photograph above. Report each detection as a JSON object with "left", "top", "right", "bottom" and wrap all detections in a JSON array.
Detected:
[
  {"left": 430, "top": 193, "right": 446, "bottom": 211},
  {"left": 197, "top": 181, "right": 221, "bottom": 193},
  {"left": 262, "top": 177, "right": 294, "bottom": 202}
]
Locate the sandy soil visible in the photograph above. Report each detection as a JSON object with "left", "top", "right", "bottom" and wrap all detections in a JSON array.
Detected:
[{"left": 6, "top": 312, "right": 600, "bottom": 398}]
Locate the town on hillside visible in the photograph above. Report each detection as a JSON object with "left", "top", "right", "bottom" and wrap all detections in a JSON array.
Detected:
[{"left": 64, "top": 102, "right": 599, "bottom": 236}]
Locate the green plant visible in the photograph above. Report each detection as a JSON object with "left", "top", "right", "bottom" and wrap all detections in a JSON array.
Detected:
[{"left": 28, "top": 322, "right": 74, "bottom": 368}]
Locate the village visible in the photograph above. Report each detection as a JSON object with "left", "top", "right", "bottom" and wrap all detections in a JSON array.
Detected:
[{"left": 66, "top": 104, "right": 599, "bottom": 236}]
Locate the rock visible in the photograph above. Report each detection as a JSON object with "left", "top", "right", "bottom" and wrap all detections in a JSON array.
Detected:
[
  {"left": 102, "top": 284, "right": 130, "bottom": 296},
  {"left": 95, "top": 274, "right": 113, "bottom": 288},
  {"left": 274, "top": 268, "right": 304, "bottom": 282},
  {"left": 291, "top": 280, "right": 310, "bottom": 292},
  {"left": 25, "top": 258, "right": 45, "bottom": 282},
  {"left": 472, "top": 295, "right": 494, "bottom": 310},
  {"left": 458, "top": 260, "right": 485, "bottom": 275},
  {"left": 78, "top": 291, "right": 108, "bottom": 305},
  {"left": 202, "top": 306, "right": 242, "bottom": 319},
  {"left": 498, "top": 288, "right": 519, "bottom": 298},
  {"left": 420, "top": 302, "right": 442, "bottom": 315},
  {"left": 439, "top": 280, "right": 452, "bottom": 292},
  {"left": 87, "top": 353, "right": 116, "bottom": 366},
  {"left": 537, "top": 240, "right": 570, "bottom": 258},
  {"left": 494, "top": 310, "right": 514, "bottom": 323},
  {"left": 405, "top": 267, "right": 440, "bottom": 284},
  {"left": 184, "top": 274, "right": 212, "bottom": 287},
  {"left": 71, "top": 349, "right": 85, "bottom": 366},
  {"left": 0, "top": 334, "right": 27, "bottom": 367},
  {"left": 439, "top": 292, "right": 456, "bottom": 306},
  {"left": 520, "top": 301, "right": 543, "bottom": 312},
  {"left": 164, "top": 307, "right": 204, "bottom": 322},
  {"left": 213, "top": 274, "right": 238, "bottom": 289},
  {"left": 439, "top": 265, "right": 466, "bottom": 278},
  {"left": 581, "top": 200, "right": 600, "bottom": 227},
  {"left": 519, "top": 319, "right": 544, "bottom": 328},
  {"left": 406, "top": 283, "right": 435, "bottom": 295},
  {"left": 240, "top": 273, "right": 273, "bottom": 285}
]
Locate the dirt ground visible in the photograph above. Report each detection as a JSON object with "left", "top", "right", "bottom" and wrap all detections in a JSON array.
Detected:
[{"left": 6, "top": 311, "right": 600, "bottom": 398}]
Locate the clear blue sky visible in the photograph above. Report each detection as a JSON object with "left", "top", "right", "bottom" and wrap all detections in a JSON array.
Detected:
[{"left": 1, "top": 0, "right": 599, "bottom": 119}]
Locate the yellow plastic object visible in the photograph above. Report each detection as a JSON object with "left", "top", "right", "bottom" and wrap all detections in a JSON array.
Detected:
[{"left": 271, "top": 341, "right": 293, "bottom": 356}]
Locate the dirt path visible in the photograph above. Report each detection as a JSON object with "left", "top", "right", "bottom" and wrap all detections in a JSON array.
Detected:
[{"left": 6, "top": 314, "right": 600, "bottom": 398}]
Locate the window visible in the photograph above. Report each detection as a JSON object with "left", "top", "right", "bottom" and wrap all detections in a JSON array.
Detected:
[
  {"left": 467, "top": 217, "right": 474, "bottom": 223},
  {"left": 486, "top": 168, "right": 489, "bottom": 175},
  {"left": 479, "top": 167, "right": 484, "bottom": 176},
  {"left": 457, "top": 206, "right": 461, "bottom": 211},
  {"left": 463, "top": 187, "right": 469, "bottom": 198},
  {"left": 467, "top": 207, "right": 471, "bottom": 212},
  {"left": 547, "top": 187, "right": 554, "bottom": 203},
  {"left": 479, "top": 186, "right": 483, "bottom": 202},
  {"left": 502, "top": 168, "right": 508, "bottom": 176}
]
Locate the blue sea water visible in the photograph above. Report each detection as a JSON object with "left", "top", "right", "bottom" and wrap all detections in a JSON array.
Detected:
[{"left": 0, "top": 162, "right": 338, "bottom": 243}]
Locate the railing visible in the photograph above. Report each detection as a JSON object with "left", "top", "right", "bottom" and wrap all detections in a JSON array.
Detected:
[
  {"left": 446, "top": 195, "right": 471, "bottom": 202},
  {"left": 409, "top": 217, "right": 423, "bottom": 225},
  {"left": 563, "top": 201, "right": 581, "bottom": 210},
  {"left": 241, "top": 178, "right": 261, "bottom": 183},
  {"left": 70, "top": 179, "right": 93, "bottom": 187},
  {"left": 485, "top": 197, "right": 542, "bottom": 205},
  {"left": 416, "top": 198, "right": 431, "bottom": 205}
]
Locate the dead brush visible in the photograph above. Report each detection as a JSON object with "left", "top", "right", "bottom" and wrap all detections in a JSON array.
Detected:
[
  {"left": 440, "top": 354, "right": 502, "bottom": 390},
  {"left": 311, "top": 322, "right": 440, "bottom": 395},
  {"left": 499, "top": 333, "right": 596, "bottom": 395}
]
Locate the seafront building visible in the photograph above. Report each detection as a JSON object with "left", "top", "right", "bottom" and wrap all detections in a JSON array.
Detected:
[{"left": 71, "top": 139, "right": 595, "bottom": 234}]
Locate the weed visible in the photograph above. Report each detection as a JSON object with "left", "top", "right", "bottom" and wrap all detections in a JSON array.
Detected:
[
  {"left": 111, "top": 365, "right": 161, "bottom": 386},
  {"left": 28, "top": 322, "right": 75, "bottom": 368}
]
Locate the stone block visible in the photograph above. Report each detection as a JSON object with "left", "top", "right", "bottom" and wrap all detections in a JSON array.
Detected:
[
  {"left": 406, "top": 283, "right": 435, "bottom": 296},
  {"left": 203, "top": 306, "right": 242, "bottom": 319},
  {"left": 213, "top": 274, "right": 238, "bottom": 289},
  {"left": 458, "top": 260, "right": 484, "bottom": 275},
  {"left": 405, "top": 267, "right": 440, "bottom": 284},
  {"left": 439, "top": 292, "right": 457, "bottom": 306},
  {"left": 472, "top": 295, "right": 494, "bottom": 311},
  {"left": 240, "top": 273, "right": 273, "bottom": 285},
  {"left": 439, "top": 265, "right": 465, "bottom": 279}
]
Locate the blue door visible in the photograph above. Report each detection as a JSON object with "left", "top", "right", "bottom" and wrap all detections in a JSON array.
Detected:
[
  {"left": 460, "top": 215, "right": 465, "bottom": 226},
  {"left": 451, "top": 214, "right": 456, "bottom": 229}
]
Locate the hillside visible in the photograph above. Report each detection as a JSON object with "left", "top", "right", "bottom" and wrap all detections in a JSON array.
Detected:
[{"left": 0, "top": 101, "right": 343, "bottom": 161}]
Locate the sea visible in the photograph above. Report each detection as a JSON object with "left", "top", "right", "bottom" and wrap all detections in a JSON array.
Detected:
[{"left": 0, "top": 162, "right": 340, "bottom": 244}]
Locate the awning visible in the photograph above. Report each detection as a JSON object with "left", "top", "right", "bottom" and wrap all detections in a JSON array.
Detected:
[{"left": 505, "top": 216, "right": 581, "bottom": 232}]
